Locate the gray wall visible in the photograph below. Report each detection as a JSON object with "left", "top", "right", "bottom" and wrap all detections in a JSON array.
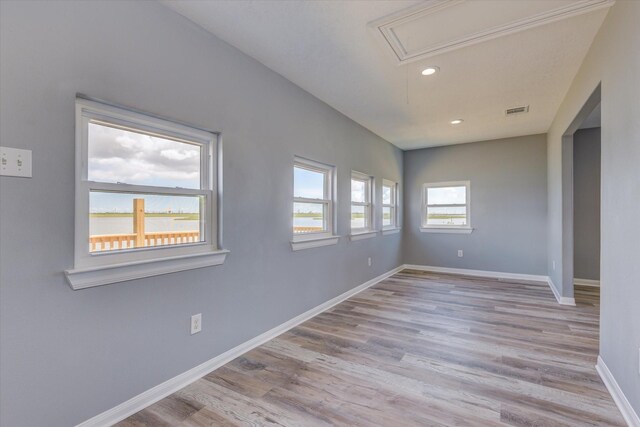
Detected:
[
  {"left": 0, "top": 2, "right": 403, "bottom": 426},
  {"left": 573, "top": 128, "right": 601, "bottom": 281},
  {"left": 403, "top": 135, "right": 547, "bottom": 275},
  {"left": 546, "top": 0, "right": 640, "bottom": 413},
  {"left": 2, "top": 0, "right": 639, "bottom": 424}
]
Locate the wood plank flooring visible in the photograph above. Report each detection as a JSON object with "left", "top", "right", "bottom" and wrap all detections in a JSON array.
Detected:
[{"left": 117, "top": 270, "right": 624, "bottom": 426}]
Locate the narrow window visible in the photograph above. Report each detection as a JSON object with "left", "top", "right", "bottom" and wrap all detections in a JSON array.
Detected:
[
  {"left": 351, "top": 171, "right": 373, "bottom": 233},
  {"left": 382, "top": 179, "right": 398, "bottom": 229},
  {"left": 292, "top": 157, "right": 335, "bottom": 243},
  {"left": 421, "top": 181, "right": 471, "bottom": 233}
]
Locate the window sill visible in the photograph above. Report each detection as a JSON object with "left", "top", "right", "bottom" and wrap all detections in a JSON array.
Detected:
[
  {"left": 382, "top": 227, "right": 401, "bottom": 235},
  {"left": 65, "top": 249, "right": 230, "bottom": 290},
  {"left": 349, "top": 230, "right": 378, "bottom": 241},
  {"left": 291, "top": 235, "right": 340, "bottom": 251},
  {"left": 420, "top": 227, "right": 474, "bottom": 234}
]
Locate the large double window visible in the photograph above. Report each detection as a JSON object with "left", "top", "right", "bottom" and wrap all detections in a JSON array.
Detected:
[{"left": 67, "top": 98, "right": 227, "bottom": 289}]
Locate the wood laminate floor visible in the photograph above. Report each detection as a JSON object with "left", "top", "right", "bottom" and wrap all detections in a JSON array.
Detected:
[{"left": 118, "top": 271, "right": 623, "bottom": 426}]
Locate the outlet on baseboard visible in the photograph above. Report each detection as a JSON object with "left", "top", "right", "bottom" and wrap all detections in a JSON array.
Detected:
[
  {"left": 191, "top": 313, "right": 202, "bottom": 335},
  {"left": 457, "top": 250, "right": 463, "bottom": 258}
]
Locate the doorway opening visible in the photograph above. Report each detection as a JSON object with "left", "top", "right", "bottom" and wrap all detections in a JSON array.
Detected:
[{"left": 561, "top": 84, "right": 601, "bottom": 313}]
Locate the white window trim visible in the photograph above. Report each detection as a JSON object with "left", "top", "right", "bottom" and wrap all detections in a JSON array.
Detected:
[
  {"left": 420, "top": 180, "right": 473, "bottom": 234},
  {"left": 350, "top": 171, "right": 376, "bottom": 238},
  {"left": 381, "top": 179, "right": 399, "bottom": 231},
  {"left": 65, "top": 97, "right": 227, "bottom": 290},
  {"left": 291, "top": 235, "right": 340, "bottom": 251},
  {"left": 349, "top": 230, "right": 378, "bottom": 241},
  {"left": 291, "top": 157, "right": 339, "bottom": 251},
  {"left": 382, "top": 228, "right": 401, "bottom": 235}
]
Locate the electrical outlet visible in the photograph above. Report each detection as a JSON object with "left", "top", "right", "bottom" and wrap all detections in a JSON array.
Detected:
[
  {"left": 552, "top": 261, "right": 556, "bottom": 270},
  {"left": 190, "top": 313, "right": 202, "bottom": 335},
  {"left": 457, "top": 250, "right": 463, "bottom": 258},
  {"left": 367, "top": 257, "right": 372, "bottom": 267}
]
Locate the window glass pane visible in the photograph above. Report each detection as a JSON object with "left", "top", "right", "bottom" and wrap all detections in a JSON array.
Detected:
[
  {"left": 382, "top": 207, "right": 392, "bottom": 226},
  {"left": 427, "top": 186, "right": 466, "bottom": 205},
  {"left": 351, "top": 179, "right": 366, "bottom": 203},
  {"left": 294, "top": 166, "right": 325, "bottom": 199},
  {"left": 351, "top": 205, "right": 367, "bottom": 229},
  {"left": 293, "top": 202, "right": 326, "bottom": 234},
  {"left": 382, "top": 185, "right": 392, "bottom": 205},
  {"left": 426, "top": 206, "right": 467, "bottom": 226},
  {"left": 89, "top": 191, "right": 203, "bottom": 252},
  {"left": 88, "top": 122, "right": 201, "bottom": 189}
]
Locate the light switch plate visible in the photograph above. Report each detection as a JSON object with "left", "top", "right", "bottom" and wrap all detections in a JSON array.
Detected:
[{"left": 0, "top": 146, "right": 32, "bottom": 178}]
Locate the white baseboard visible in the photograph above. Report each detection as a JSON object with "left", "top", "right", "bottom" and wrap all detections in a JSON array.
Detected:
[
  {"left": 596, "top": 355, "right": 640, "bottom": 427},
  {"left": 574, "top": 277, "right": 600, "bottom": 287},
  {"left": 402, "top": 264, "right": 577, "bottom": 306},
  {"left": 402, "top": 264, "right": 549, "bottom": 282},
  {"left": 547, "top": 276, "right": 576, "bottom": 306},
  {"left": 76, "top": 265, "right": 404, "bottom": 427}
]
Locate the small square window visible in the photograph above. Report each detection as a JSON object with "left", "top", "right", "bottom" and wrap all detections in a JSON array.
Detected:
[{"left": 421, "top": 181, "right": 471, "bottom": 232}]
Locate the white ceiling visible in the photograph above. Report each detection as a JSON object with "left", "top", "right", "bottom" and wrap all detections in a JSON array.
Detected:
[{"left": 161, "top": 0, "right": 611, "bottom": 150}]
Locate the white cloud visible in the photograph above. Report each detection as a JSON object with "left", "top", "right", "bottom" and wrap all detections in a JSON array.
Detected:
[
  {"left": 88, "top": 123, "right": 201, "bottom": 188},
  {"left": 160, "top": 148, "right": 199, "bottom": 161}
]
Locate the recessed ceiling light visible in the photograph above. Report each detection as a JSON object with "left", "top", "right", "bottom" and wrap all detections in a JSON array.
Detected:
[
  {"left": 421, "top": 66, "right": 439, "bottom": 76},
  {"left": 450, "top": 119, "right": 464, "bottom": 125}
]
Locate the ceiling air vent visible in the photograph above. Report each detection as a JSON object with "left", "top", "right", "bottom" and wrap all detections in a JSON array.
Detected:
[{"left": 505, "top": 105, "right": 529, "bottom": 116}]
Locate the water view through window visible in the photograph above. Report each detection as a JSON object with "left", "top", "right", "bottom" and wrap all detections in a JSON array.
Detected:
[
  {"left": 425, "top": 185, "right": 468, "bottom": 226},
  {"left": 351, "top": 176, "right": 370, "bottom": 231},
  {"left": 89, "top": 192, "right": 203, "bottom": 252},
  {"left": 351, "top": 205, "right": 366, "bottom": 229},
  {"left": 382, "top": 206, "right": 392, "bottom": 226},
  {"left": 293, "top": 165, "right": 327, "bottom": 234},
  {"left": 87, "top": 121, "right": 204, "bottom": 252}
]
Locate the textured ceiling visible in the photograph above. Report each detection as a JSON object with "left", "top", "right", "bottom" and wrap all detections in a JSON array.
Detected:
[{"left": 161, "top": 0, "right": 609, "bottom": 150}]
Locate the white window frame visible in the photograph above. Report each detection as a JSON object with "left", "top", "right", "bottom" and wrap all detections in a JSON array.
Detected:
[
  {"left": 291, "top": 157, "right": 339, "bottom": 251},
  {"left": 381, "top": 179, "right": 399, "bottom": 233},
  {"left": 350, "top": 171, "right": 377, "bottom": 241},
  {"left": 421, "top": 180, "right": 473, "bottom": 234},
  {"left": 65, "top": 97, "right": 228, "bottom": 290}
]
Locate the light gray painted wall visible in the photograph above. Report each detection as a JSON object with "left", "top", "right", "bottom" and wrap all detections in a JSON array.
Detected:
[
  {"left": 403, "top": 135, "right": 547, "bottom": 275},
  {"left": 546, "top": 0, "right": 640, "bottom": 414},
  {"left": 0, "top": 2, "right": 403, "bottom": 426},
  {"left": 573, "top": 128, "right": 601, "bottom": 281}
]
